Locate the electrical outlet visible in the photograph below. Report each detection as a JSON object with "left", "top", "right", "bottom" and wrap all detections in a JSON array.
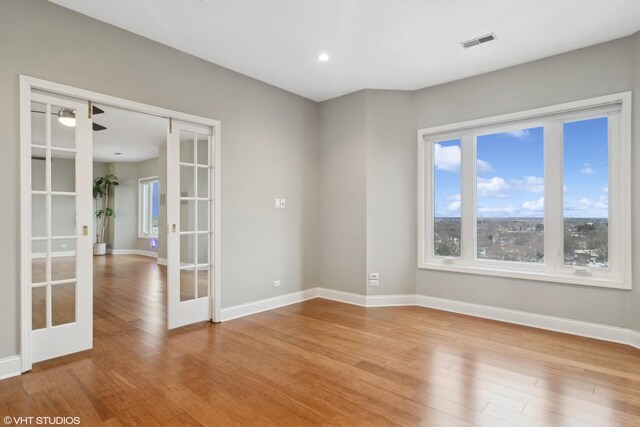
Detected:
[
  {"left": 280, "top": 198, "right": 286, "bottom": 208},
  {"left": 275, "top": 198, "right": 281, "bottom": 208},
  {"left": 273, "top": 280, "right": 281, "bottom": 288},
  {"left": 368, "top": 279, "right": 379, "bottom": 287}
]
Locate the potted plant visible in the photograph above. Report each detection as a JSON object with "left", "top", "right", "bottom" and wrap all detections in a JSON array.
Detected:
[{"left": 93, "top": 174, "right": 119, "bottom": 255}]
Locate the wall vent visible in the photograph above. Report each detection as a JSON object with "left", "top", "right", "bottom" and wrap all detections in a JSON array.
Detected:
[{"left": 461, "top": 33, "right": 496, "bottom": 48}]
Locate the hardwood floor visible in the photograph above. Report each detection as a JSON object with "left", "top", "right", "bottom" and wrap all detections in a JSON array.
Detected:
[{"left": 3, "top": 255, "right": 640, "bottom": 426}]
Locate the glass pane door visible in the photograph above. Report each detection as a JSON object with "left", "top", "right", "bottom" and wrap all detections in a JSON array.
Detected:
[
  {"left": 167, "top": 121, "right": 213, "bottom": 329},
  {"left": 28, "top": 92, "right": 93, "bottom": 364}
]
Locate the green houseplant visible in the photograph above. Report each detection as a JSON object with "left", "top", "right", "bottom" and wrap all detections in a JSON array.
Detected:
[{"left": 93, "top": 174, "right": 119, "bottom": 255}]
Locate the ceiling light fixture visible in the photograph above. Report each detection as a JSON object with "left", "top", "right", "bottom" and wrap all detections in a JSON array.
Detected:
[
  {"left": 58, "top": 109, "right": 76, "bottom": 127},
  {"left": 114, "top": 152, "right": 122, "bottom": 156},
  {"left": 318, "top": 53, "right": 330, "bottom": 62}
]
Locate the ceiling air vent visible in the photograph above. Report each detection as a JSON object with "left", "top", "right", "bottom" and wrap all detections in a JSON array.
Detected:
[{"left": 461, "top": 33, "right": 496, "bottom": 49}]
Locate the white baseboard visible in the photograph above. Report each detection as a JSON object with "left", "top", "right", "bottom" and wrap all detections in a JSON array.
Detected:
[
  {"left": 219, "top": 288, "right": 640, "bottom": 350},
  {"left": 108, "top": 249, "right": 158, "bottom": 258},
  {"left": 415, "top": 295, "right": 640, "bottom": 350},
  {"left": 317, "top": 288, "right": 367, "bottom": 306},
  {"left": 157, "top": 257, "right": 167, "bottom": 266},
  {"left": 220, "top": 288, "right": 319, "bottom": 321},
  {"left": 0, "top": 356, "right": 21, "bottom": 381}
]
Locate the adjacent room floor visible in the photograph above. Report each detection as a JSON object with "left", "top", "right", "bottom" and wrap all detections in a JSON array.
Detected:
[{"left": 2, "top": 255, "right": 640, "bottom": 426}]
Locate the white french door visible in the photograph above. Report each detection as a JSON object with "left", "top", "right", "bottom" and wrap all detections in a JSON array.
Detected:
[
  {"left": 166, "top": 120, "right": 215, "bottom": 329},
  {"left": 27, "top": 92, "right": 93, "bottom": 364}
]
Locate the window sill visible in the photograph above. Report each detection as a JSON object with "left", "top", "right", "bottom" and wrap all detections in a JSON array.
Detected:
[
  {"left": 418, "top": 262, "right": 629, "bottom": 290},
  {"left": 138, "top": 235, "right": 159, "bottom": 240}
]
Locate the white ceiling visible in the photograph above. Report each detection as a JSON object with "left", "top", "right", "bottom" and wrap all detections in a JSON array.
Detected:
[
  {"left": 48, "top": 0, "right": 640, "bottom": 102},
  {"left": 92, "top": 105, "right": 166, "bottom": 163},
  {"left": 31, "top": 103, "right": 166, "bottom": 162}
]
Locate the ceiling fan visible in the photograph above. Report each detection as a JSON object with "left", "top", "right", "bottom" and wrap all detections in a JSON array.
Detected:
[{"left": 31, "top": 105, "right": 107, "bottom": 132}]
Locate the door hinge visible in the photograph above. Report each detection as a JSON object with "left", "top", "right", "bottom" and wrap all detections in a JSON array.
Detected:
[
  {"left": 88, "top": 101, "right": 93, "bottom": 119},
  {"left": 169, "top": 118, "right": 173, "bottom": 134}
]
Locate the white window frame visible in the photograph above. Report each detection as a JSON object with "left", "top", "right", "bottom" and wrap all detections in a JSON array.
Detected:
[
  {"left": 138, "top": 175, "right": 159, "bottom": 238},
  {"left": 417, "top": 92, "right": 632, "bottom": 290}
]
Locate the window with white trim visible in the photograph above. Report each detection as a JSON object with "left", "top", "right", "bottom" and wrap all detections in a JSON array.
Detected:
[
  {"left": 139, "top": 177, "right": 160, "bottom": 238},
  {"left": 418, "top": 93, "right": 632, "bottom": 289}
]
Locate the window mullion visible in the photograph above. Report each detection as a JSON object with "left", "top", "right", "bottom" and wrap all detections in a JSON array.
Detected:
[
  {"left": 544, "top": 121, "right": 563, "bottom": 273},
  {"left": 460, "top": 133, "right": 476, "bottom": 264}
]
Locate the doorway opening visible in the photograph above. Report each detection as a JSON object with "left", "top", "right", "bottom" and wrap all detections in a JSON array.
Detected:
[{"left": 20, "top": 76, "right": 221, "bottom": 372}]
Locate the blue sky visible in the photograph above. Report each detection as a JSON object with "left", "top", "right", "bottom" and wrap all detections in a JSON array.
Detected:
[
  {"left": 433, "top": 117, "right": 608, "bottom": 218},
  {"left": 152, "top": 181, "right": 160, "bottom": 217}
]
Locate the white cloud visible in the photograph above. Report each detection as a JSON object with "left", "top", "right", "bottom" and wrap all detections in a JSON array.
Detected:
[
  {"left": 477, "top": 205, "right": 519, "bottom": 216},
  {"left": 564, "top": 185, "right": 568, "bottom": 193},
  {"left": 446, "top": 194, "right": 461, "bottom": 213},
  {"left": 522, "top": 197, "right": 544, "bottom": 212},
  {"left": 434, "top": 143, "right": 460, "bottom": 173},
  {"left": 603, "top": 187, "right": 608, "bottom": 193},
  {"left": 446, "top": 201, "right": 461, "bottom": 213},
  {"left": 477, "top": 177, "right": 510, "bottom": 198},
  {"left": 579, "top": 198, "right": 592, "bottom": 209},
  {"left": 581, "top": 163, "right": 595, "bottom": 175},
  {"left": 476, "top": 159, "right": 493, "bottom": 174},
  {"left": 505, "top": 129, "right": 529, "bottom": 139}
]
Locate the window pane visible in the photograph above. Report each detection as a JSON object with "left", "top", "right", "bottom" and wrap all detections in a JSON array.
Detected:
[
  {"left": 563, "top": 117, "right": 608, "bottom": 268},
  {"left": 433, "top": 139, "right": 461, "bottom": 257},
  {"left": 151, "top": 181, "right": 160, "bottom": 235},
  {"left": 476, "top": 127, "right": 544, "bottom": 263}
]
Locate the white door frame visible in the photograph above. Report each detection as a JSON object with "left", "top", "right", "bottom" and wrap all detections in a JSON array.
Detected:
[{"left": 20, "top": 75, "right": 222, "bottom": 372}]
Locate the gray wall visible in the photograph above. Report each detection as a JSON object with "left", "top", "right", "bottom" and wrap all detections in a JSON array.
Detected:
[
  {"left": 1, "top": 0, "right": 638, "bottom": 362},
  {"left": 318, "top": 92, "right": 367, "bottom": 294},
  {"left": 413, "top": 36, "right": 637, "bottom": 329},
  {"left": 0, "top": 0, "right": 320, "bottom": 358},
  {"left": 364, "top": 90, "right": 416, "bottom": 296}
]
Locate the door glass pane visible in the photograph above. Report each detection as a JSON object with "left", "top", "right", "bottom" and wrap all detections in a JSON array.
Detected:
[
  {"left": 433, "top": 138, "right": 461, "bottom": 257},
  {"left": 180, "top": 130, "right": 195, "bottom": 164},
  {"left": 198, "top": 267, "right": 209, "bottom": 298},
  {"left": 180, "top": 200, "right": 196, "bottom": 232},
  {"left": 52, "top": 239, "right": 76, "bottom": 281},
  {"left": 180, "top": 165, "right": 195, "bottom": 198},
  {"left": 32, "top": 286, "right": 47, "bottom": 330},
  {"left": 180, "top": 234, "right": 195, "bottom": 265},
  {"left": 31, "top": 101, "right": 47, "bottom": 147},
  {"left": 31, "top": 240, "right": 47, "bottom": 284},
  {"left": 197, "top": 167, "right": 209, "bottom": 198},
  {"left": 563, "top": 117, "right": 609, "bottom": 268},
  {"left": 197, "top": 201, "right": 209, "bottom": 230},
  {"left": 476, "top": 127, "right": 544, "bottom": 263},
  {"left": 32, "top": 194, "right": 47, "bottom": 238},
  {"left": 31, "top": 148, "right": 46, "bottom": 191},
  {"left": 197, "top": 134, "right": 209, "bottom": 166},
  {"left": 180, "top": 268, "right": 196, "bottom": 301},
  {"left": 51, "top": 105, "right": 76, "bottom": 149},
  {"left": 197, "top": 233, "right": 209, "bottom": 265},
  {"left": 51, "top": 151, "right": 76, "bottom": 192},
  {"left": 52, "top": 283, "right": 76, "bottom": 326},
  {"left": 51, "top": 195, "right": 76, "bottom": 236}
]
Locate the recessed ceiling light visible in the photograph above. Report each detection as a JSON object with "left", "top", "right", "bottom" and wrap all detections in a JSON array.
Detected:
[
  {"left": 318, "top": 53, "right": 330, "bottom": 62},
  {"left": 114, "top": 152, "right": 122, "bottom": 156}
]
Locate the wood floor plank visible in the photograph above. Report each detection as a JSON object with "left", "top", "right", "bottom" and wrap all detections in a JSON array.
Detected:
[{"left": 3, "top": 255, "right": 639, "bottom": 426}]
